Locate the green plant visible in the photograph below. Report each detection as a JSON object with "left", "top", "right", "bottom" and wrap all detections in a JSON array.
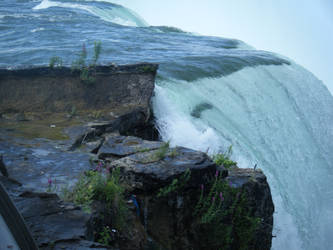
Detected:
[
  {"left": 92, "top": 41, "right": 102, "bottom": 66},
  {"left": 48, "top": 241, "right": 56, "bottom": 249},
  {"left": 62, "top": 171, "right": 97, "bottom": 212},
  {"left": 157, "top": 168, "right": 191, "bottom": 197},
  {"left": 137, "top": 147, "right": 153, "bottom": 153},
  {"left": 153, "top": 141, "right": 170, "bottom": 161},
  {"left": 141, "top": 65, "right": 155, "bottom": 73},
  {"left": 62, "top": 168, "right": 129, "bottom": 230},
  {"left": 72, "top": 43, "right": 87, "bottom": 70},
  {"left": 94, "top": 168, "right": 128, "bottom": 230},
  {"left": 194, "top": 171, "right": 260, "bottom": 249},
  {"left": 169, "top": 148, "right": 178, "bottom": 158},
  {"left": 91, "top": 110, "right": 102, "bottom": 119},
  {"left": 49, "top": 56, "right": 63, "bottom": 68},
  {"left": 69, "top": 105, "right": 77, "bottom": 118},
  {"left": 212, "top": 145, "right": 237, "bottom": 169},
  {"left": 71, "top": 41, "right": 102, "bottom": 85},
  {"left": 46, "top": 177, "right": 58, "bottom": 193},
  {"left": 98, "top": 226, "right": 112, "bottom": 246},
  {"left": 80, "top": 66, "right": 95, "bottom": 84}
]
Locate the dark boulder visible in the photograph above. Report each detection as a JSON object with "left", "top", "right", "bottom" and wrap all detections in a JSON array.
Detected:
[
  {"left": 227, "top": 168, "right": 274, "bottom": 250},
  {"left": 108, "top": 144, "right": 274, "bottom": 250}
]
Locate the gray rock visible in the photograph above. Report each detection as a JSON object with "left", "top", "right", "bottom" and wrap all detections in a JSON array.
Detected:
[
  {"left": 0, "top": 177, "right": 107, "bottom": 250},
  {"left": 227, "top": 168, "right": 274, "bottom": 250},
  {"left": 39, "top": 240, "right": 110, "bottom": 250},
  {"left": 70, "top": 108, "right": 159, "bottom": 151},
  {"left": 0, "top": 63, "right": 158, "bottom": 114},
  {"left": 98, "top": 135, "right": 164, "bottom": 159},
  {"left": 112, "top": 146, "right": 216, "bottom": 191},
  {"left": 15, "top": 113, "right": 28, "bottom": 122},
  {"left": 108, "top": 145, "right": 274, "bottom": 250},
  {"left": 0, "top": 181, "right": 38, "bottom": 250}
]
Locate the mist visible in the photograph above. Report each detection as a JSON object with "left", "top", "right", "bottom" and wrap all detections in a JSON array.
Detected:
[{"left": 112, "top": 0, "right": 333, "bottom": 94}]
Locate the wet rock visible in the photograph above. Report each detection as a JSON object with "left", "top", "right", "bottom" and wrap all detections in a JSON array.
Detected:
[
  {"left": 112, "top": 146, "right": 216, "bottom": 192},
  {"left": 109, "top": 146, "right": 215, "bottom": 249},
  {"left": 87, "top": 201, "right": 146, "bottom": 250},
  {"left": 14, "top": 193, "right": 89, "bottom": 245},
  {"left": 70, "top": 108, "right": 159, "bottom": 151},
  {"left": 0, "top": 176, "right": 22, "bottom": 190},
  {"left": 227, "top": 168, "right": 274, "bottom": 250},
  {"left": 0, "top": 154, "right": 9, "bottom": 177},
  {"left": 0, "top": 119, "right": 274, "bottom": 250},
  {"left": 108, "top": 146, "right": 274, "bottom": 250},
  {"left": 39, "top": 240, "right": 111, "bottom": 250},
  {"left": 0, "top": 176, "right": 107, "bottom": 250},
  {"left": 15, "top": 112, "right": 28, "bottom": 122},
  {"left": 78, "top": 138, "right": 105, "bottom": 154},
  {"left": 0, "top": 179, "right": 38, "bottom": 250},
  {"left": 98, "top": 135, "right": 164, "bottom": 159}
]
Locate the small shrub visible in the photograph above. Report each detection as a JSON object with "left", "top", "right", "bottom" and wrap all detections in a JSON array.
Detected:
[
  {"left": 137, "top": 147, "right": 152, "bottom": 153},
  {"left": 194, "top": 170, "right": 260, "bottom": 249},
  {"left": 49, "top": 41, "right": 102, "bottom": 84},
  {"left": 71, "top": 41, "right": 102, "bottom": 85},
  {"left": 91, "top": 110, "right": 102, "bottom": 119},
  {"left": 212, "top": 145, "right": 237, "bottom": 169},
  {"left": 92, "top": 41, "right": 102, "bottom": 66},
  {"left": 46, "top": 177, "right": 58, "bottom": 193},
  {"left": 153, "top": 141, "right": 170, "bottom": 161},
  {"left": 98, "top": 226, "right": 112, "bottom": 246},
  {"left": 71, "top": 43, "right": 87, "bottom": 70},
  {"left": 141, "top": 65, "right": 155, "bottom": 73},
  {"left": 69, "top": 105, "right": 77, "bottom": 118},
  {"left": 62, "top": 167, "right": 128, "bottom": 230},
  {"left": 169, "top": 148, "right": 178, "bottom": 158},
  {"left": 49, "top": 56, "right": 63, "bottom": 68}
]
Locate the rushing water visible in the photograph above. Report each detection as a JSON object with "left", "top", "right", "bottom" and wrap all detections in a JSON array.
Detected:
[{"left": 1, "top": 1, "right": 333, "bottom": 249}]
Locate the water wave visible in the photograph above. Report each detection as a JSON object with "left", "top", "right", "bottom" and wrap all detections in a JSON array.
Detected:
[{"left": 33, "top": 0, "right": 148, "bottom": 26}]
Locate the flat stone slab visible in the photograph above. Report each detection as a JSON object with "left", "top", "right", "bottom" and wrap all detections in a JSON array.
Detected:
[
  {"left": 111, "top": 146, "right": 216, "bottom": 191},
  {"left": 98, "top": 135, "right": 164, "bottom": 159}
]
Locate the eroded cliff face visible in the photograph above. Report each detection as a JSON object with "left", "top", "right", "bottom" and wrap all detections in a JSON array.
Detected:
[{"left": 0, "top": 64, "right": 158, "bottom": 116}]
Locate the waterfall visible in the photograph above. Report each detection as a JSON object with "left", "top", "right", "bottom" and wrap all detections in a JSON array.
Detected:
[{"left": 153, "top": 63, "right": 333, "bottom": 250}]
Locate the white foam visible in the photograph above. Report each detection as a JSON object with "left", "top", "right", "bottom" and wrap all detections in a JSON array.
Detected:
[
  {"left": 30, "top": 27, "right": 45, "bottom": 33},
  {"left": 153, "top": 85, "right": 221, "bottom": 153}
]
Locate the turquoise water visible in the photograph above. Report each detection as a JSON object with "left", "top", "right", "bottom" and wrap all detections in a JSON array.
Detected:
[{"left": 1, "top": 1, "right": 333, "bottom": 249}]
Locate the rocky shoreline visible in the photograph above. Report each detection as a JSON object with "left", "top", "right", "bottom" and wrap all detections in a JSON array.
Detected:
[{"left": 0, "top": 64, "right": 274, "bottom": 250}]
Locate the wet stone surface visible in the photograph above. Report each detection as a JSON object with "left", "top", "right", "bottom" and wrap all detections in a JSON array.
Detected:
[
  {"left": 0, "top": 177, "right": 108, "bottom": 250},
  {"left": 98, "top": 135, "right": 164, "bottom": 159},
  {"left": 0, "top": 129, "right": 93, "bottom": 192},
  {"left": 112, "top": 146, "right": 216, "bottom": 191},
  {"left": 0, "top": 125, "right": 274, "bottom": 250}
]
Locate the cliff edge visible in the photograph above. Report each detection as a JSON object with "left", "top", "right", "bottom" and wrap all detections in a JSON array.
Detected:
[{"left": 0, "top": 64, "right": 274, "bottom": 250}]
